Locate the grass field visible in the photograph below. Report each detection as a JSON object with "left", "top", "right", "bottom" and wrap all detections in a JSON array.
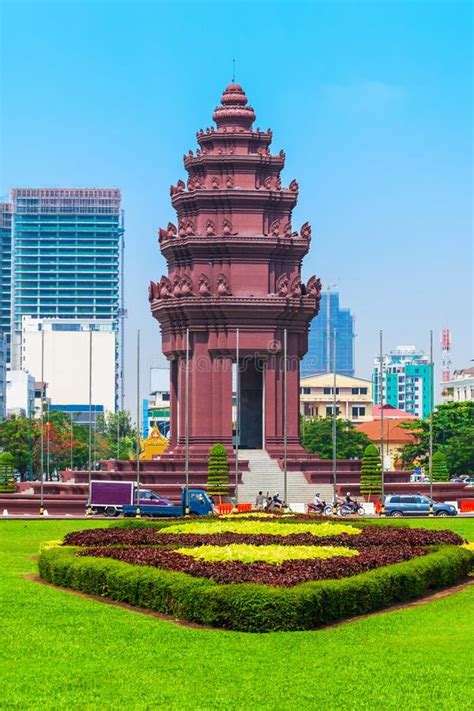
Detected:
[{"left": 1, "top": 518, "right": 473, "bottom": 710}]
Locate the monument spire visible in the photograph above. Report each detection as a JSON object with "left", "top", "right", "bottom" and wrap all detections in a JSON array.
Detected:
[{"left": 152, "top": 83, "right": 321, "bottom": 455}]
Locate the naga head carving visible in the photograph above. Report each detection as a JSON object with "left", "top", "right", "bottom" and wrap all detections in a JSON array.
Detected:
[{"left": 216, "top": 273, "right": 231, "bottom": 296}]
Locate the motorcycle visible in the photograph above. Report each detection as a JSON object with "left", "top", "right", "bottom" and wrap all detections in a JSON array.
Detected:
[{"left": 323, "top": 502, "right": 365, "bottom": 517}]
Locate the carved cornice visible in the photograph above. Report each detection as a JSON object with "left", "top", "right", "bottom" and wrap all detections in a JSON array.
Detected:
[
  {"left": 184, "top": 154, "right": 284, "bottom": 170},
  {"left": 153, "top": 295, "right": 318, "bottom": 335},
  {"left": 160, "top": 234, "right": 310, "bottom": 265},
  {"left": 171, "top": 188, "right": 298, "bottom": 211}
]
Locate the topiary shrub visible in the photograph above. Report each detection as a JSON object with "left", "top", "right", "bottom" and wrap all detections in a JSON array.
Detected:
[
  {"left": 431, "top": 450, "right": 449, "bottom": 482},
  {"left": 0, "top": 452, "right": 16, "bottom": 493},
  {"left": 360, "top": 444, "right": 382, "bottom": 496},
  {"left": 207, "top": 443, "right": 229, "bottom": 497}
]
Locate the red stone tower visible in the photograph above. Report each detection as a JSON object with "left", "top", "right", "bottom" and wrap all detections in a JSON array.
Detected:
[{"left": 150, "top": 84, "right": 321, "bottom": 456}]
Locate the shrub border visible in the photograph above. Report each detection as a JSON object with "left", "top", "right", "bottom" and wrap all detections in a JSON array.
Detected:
[{"left": 38, "top": 544, "right": 473, "bottom": 632}]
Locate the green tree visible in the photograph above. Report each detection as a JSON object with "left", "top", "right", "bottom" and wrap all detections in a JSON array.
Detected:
[
  {"left": 360, "top": 444, "right": 382, "bottom": 496},
  {"left": 431, "top": 449, "right": 449, "bottom": 482},
  {"left": 444, "top": 428, "right": 474, "bottom": 477},
  {"left": 96, "top": 410, "right": 138, "bottom": 459},
  {"left": 0, "top": 452, "right": 16, "bottom": 493},
  {"left": 301, "top": 416, "right": 370, "bottom": 459},
  {"left": 398, "top": 402, "right": 474, "bottom": 476},
  {"left": 207, "top": 443, "right": 229, "bottom": 498},
  {"left": 0, "top": 416, "right": 41, "bottom": 479},
  {"left": 0, "top": 412, "right": 93, "bottom": 479}
]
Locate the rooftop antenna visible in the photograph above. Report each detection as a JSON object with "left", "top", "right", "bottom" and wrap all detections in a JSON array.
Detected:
[{"left": 232, "top": 58, "right": 236, "bottom": 82}]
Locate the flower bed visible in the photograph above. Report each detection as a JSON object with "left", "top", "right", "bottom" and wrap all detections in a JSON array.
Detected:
[
  {"left": 174, "top": 543, "right": 358, "bottom": 564},
  {"left": 43, "top": 519, "right": 473, "bottom": 631},
  {"left": 39, "top": 543, "right": 473, "bottom": 632}
]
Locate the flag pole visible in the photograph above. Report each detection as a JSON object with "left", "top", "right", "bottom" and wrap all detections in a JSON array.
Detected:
[
  {"left": 86, "top": 329, "right": 93, "bottom": 515},
  {"left": 283, "top": 328, "right": 288, "bottom": 505},
  {"left": 235, "top": 328, "right": 240, "bottom": 506},
  {"left": 39, "top": 329, "right": 45, "bottom": 515},
  {"left": 136, "top": 329, "right": 141, "bottom": 517},
  {"left": 380, "top": 330, "right": 385, "bottom": 516},
  {"left": 185, "top": 327, "right": 190, "bottom": 514},
  {"left": 429, "top": 329, "right": 434, "bottom": 516},
  {"left": 332, "top": 328, "right": 337, "bottom": 511}
]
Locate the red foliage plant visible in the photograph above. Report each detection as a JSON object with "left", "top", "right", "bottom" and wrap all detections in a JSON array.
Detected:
[
  {"left": 64, "top": 525, "right": 463, "bottom": 550},
  {"left": 77, "top": 544, "right": 427, "bottom": 587}
]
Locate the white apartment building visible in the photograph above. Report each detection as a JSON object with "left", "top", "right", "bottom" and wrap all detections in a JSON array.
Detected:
[
  {"left": 6, "top": 369, "right": 35, "bottom": 417},
  {"left": 441, "top": 368, "right": 474, "bottom": 403},
  {"left": 21, "top": 317, "right": 116, "bottom": 413}
]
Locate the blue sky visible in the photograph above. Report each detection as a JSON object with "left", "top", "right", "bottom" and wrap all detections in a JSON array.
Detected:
[{"left": 1, "top": 0, "right": 472, "bottom": 411}]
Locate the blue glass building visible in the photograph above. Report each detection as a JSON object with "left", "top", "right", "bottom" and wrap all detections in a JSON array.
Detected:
[
  {"left": 301, "top": 291, "right": 354, "bottom": 377},
  {"left": 10, "top": 189, "right": 123, "bottom": 407},
  {"left": 0, "top": 202, "right": 12, "bottom": 362}
]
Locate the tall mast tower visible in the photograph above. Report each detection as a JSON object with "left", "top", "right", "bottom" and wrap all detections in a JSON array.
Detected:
[{"left": 441, "top": 328, "right": 452, "bottom": 382}]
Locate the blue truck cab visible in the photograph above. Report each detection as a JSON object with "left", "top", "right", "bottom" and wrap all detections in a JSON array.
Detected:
[{"left": 122, "top": 487, "right": 215, "bottom": 518}]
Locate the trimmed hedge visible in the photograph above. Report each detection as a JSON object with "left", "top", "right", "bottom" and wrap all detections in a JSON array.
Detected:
[
  {"left": 38, "top": 544, "right": 473, "bottom": 632},
  {"left": 360, "top": 444, "right": 382, "bottom": 496},
  {"left": 0, "top": 452, "right": 16, "bottom": 493},
  {"left": 207, "top": 443, "right": 229, "bottom": 496},
  {"left": 432, "top": 450, "right": 450, "bottom": 482}
]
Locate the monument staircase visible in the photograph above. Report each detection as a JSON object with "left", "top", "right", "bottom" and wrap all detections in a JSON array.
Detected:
[{"left": 238, "top": 449, "right": 334, "bottom": 508}]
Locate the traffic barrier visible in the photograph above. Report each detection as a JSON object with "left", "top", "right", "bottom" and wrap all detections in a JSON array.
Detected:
[
  {"left": 237, "top": 503, "right": 252, "bottom": 512},
  {"left": 460, "top": 500, "right": 474, "bottom": 513},
  {"left": 215, "top": 503, "right": 233, "bottom": 515}
]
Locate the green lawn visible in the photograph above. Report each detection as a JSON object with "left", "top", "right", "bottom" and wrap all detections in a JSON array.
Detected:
[{"left": 1, "top": 518, "right": 473, "bottom": 710}]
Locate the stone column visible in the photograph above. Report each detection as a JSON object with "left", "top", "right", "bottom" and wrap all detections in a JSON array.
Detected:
[{"left": 169, "top": 359, "right": 178, "bottom": 447}]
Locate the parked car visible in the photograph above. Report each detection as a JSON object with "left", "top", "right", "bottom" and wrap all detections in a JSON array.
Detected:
[
  {"left": 450, "top": 476, "right": 474, "bottom": 485},
  {"left": 384, "top": 495, "right": 457, "bottom": 517}
]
